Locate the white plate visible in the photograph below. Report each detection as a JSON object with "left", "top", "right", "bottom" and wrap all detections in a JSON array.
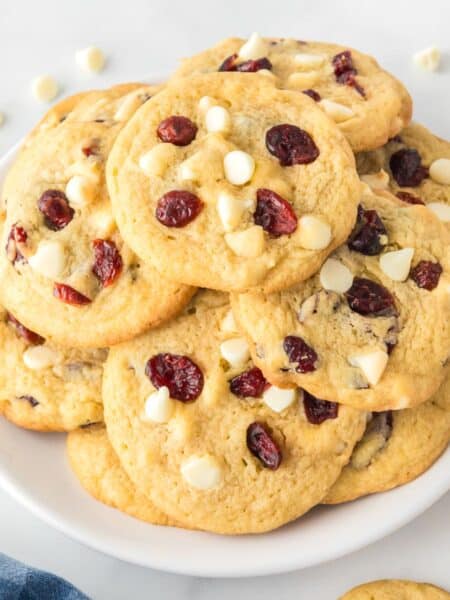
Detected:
[{"left": 0, "top": 142, "right": 449, "bottom": 578}]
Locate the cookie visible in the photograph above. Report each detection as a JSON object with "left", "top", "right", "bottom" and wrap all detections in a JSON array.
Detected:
[
  {"left": 232, "top": 187, "right": 450, "bottom": 411},
  {"left": 107, "top": 72, "right": 360, "bottom": 293},
  {"left": 173, "top": 35, "right": 412, "bottom": 152},
  {"left": 340, "top": 580, "right": 450, "bottom": 599},
  {"left": 357, "top": 122, "right": 450, "bottom": 226},
  {"left": 325, "top": 376, "right": 450, "bottom": 504},
  {"left": 67, "top": 425, "right": 179, "bottom": 526},
  {"left": 0, "top": 85, "right": 194, "bottom": 348},
  {"left": 103, "top": 291, "right": 366, "bottom": 534},
  {"left": 0, "top": 307, "right": 104, "bottom": 431}
]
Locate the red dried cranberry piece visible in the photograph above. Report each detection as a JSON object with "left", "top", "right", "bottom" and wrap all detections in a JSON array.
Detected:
[
  {"left": 157, "top": 116, "right": 197, "bottom": 146},
  {"left": 229, "top": 367, "right": 267, "bottom": 398},
  {"left": 410, "top": 260, "right": 443, "bottom": 291},
  {"left": 395, "top": 191, "right": 425, "bottom": 205},
  {"left": 6, "top": 313, "right": 44, "bottom": 345},
  {"left": 246, "top": 422, "right": 282, "bottom": 470},
  {"left": 18, "top": 395, "right": 39, "bottom": 407},
  {"left": 303, "top": 390, "right": 338, "bottom": 424},
  {"left": 332, "top": 50, "right": 365, "bottom": 97},
  {"left": 156, "top": 190, "right": 203, "bottom": 228},
  {"left": 254, "top": 188, "right": 298, "bottom": 237},
  {"left": 38, "top": 189, "right": 74, "bottom": 231},
  {"left": 82, "top": 140, "right": 100, "bottom": 157},
  {"left": 302, "top": 89, "right": 321, "bottom": 102},
  {"left": 53, "top": 283, "right": 92, "bottom": 306},
  {"left": 219, "top": 54, "right": 239, "bottom": 71},
  {"left": 283, "top": 335, "right": 318, "bottom": 373},
  {"left": 6, "top": 224, "right": 27, "bottom": 264},
  {"left": 348, "top": 205, "right": 387, "bottom": 255},
  {"left": 92, "top": 239, "right": 123, "bottom": 288},
  {"left": 266, "top": 124, "right": 319, "bottom": 166},
  {"left": 145, "top": 353, "right": 204, "bottom": 402},
  {"left": 336, "top": 70, "right": 366, "bottom": 97},
  {"left": 389, "top": 149, "right": 428, "bottom": 187},
  {"left": 236, "top": 57, "right": 272, "bottom": 72},
  {"left": 345, "top": 277, "right": 397, "bottom": 317}
]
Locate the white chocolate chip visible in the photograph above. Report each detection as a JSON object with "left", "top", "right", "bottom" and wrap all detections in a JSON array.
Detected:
[
  {"left": 287, "top": 72, "right": 320, "bottom": 89},
  {"left": 319, "top": 258, "right": 353, "bottom": 293},
  {"left": 181, "top": 455, "right": 222, "bottom": 490},
  {"left": 225, "top": 225, "right": 265, "bottom": 257},
  {"left": 294, "top": 53, "right": 325, "bottom": 69},
  {"left": 23, "top": 345, "right": 61, "bottom": 370},
  {"left": 224, "top": 150, "right": 255, "bottom": 185},
  {"left": 429, "top": 158, "right": 450, "bottom": 185},
  {"left": 319, "top": 99, "right": 354, "bottom": 123},
  {"left": 263, "top": 386, "right": 296, "bottom": 413},
  {"left": 258, "top": 69, "right": 275, "bottom": 78},
  {"left": 31, "top": 75, "right": 59, "bottom": 103},
  {"left": 142, "top": 386, "right": 174, "bottom": 423},
  {"left": 219, "top": 337, "right": 250, "bottom": 367},
  {"left": 0, "top": 112, "right": 5, "bottom": 127},
  {"left": 220, "top": 309, "right": 238, "bottom": 333},
  {"left": 28, "top": 241, "right": 66, "bottom": 279},
  {"left": 198, "top": 96, "right": 216, "bottom": 113},
  {"left": 349, "top": 350, "right": 389, "bottom": 386},
  {"left": 66, "top": 175, "right": 97, "bottom": 207},
  {"left": 139, "top": 144, "right": 176, "bottom": 177},
  {"left": 360, "top": 170, "right": 390, "bottom": 190},
  {"left": 413, "top": 46, "right": 441, "bottom": 71},
  {"left": 238, "top": 33, "right": 268, "bottom": 60},
  {"left": 379, "top": 248, "right": 414, "bottom": 282},
  {"left": 114, "top": 92, "right": 143, "bottom": 121},
  {"left": 75, "top": 46, "right": 106, "bottom": 73},
  {"left": 427, "top": 202, "right": 450, "bottom": 222},
  {"left": 205, "top": 106, "right": 231, "bottom": 134},
  {"left": 298, "top": 215, "right": 332, "bottom": 250},
  {"left": 89, "top": 209, "right": 116, "bottom": 237},
  {"left": 216, "top": 192, "right": 247, "bottom": 231},
  {"left": 298, "top": 294, "right": 318, "bottom": 322}
]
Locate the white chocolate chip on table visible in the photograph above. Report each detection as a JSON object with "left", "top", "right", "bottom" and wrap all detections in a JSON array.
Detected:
[
  {"left": 413, "top": 46, "right": 441, "bottom": 71},
  {"left": 31, "top": 75, "right": 59, "bottom": 103},
  {"left": 75, "top": 46, "right": 106, "bottom": 73}
]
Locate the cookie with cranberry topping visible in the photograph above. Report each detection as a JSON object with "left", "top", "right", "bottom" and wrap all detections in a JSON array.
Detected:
[
  {"left": 232, "top": 188, "right": 450, "bottom": 411},
  {"left": 340, "top": 580, "right": 450, "bottom": 599},
  {"left": 107, "top": 73, "right": 360, "bottom": 293},
  {"left": 0, "top": 85, "right": 194, "bottom": 347},
  {"left": 357, "top": 122, "right": 450, "bottom": 227},
  {"left": 0, "top": 307, "right": 104, "bottom": 431},
  {"left": 173, "top": 35, "right": 412, "bottom": 152},
  {"left": 325, "top": 377, "right": 450, "bottom": 504},
  {"left": 102, "top": 291, "right": 366, "bottom": 534}
]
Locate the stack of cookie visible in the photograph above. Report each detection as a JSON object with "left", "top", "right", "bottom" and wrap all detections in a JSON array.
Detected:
[{"left": 0, "top": 35, "right": 449, "bottom": 534}]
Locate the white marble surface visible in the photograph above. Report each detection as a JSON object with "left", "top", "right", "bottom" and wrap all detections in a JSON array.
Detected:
[{"left": 0, "top": 0, "right": 449, "bottom": 597}]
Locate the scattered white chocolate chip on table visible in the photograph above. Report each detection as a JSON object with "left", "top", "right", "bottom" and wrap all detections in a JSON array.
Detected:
[
  {"left": 413, "top": 46, "right": 441, "bottom": 71},
  {"left": 31, "top": 75, "right": 59, "bottom": 103},
  {"left": 75, "top": 46, "right": 106, "bottom": 73}
]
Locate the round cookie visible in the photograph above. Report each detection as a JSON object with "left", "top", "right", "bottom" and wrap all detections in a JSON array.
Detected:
[
  {"left": 67, "top": 425, "right": 179, "bottom": 527},
  {"left": 340, "top": 580, "right": 450, "bottom": 599},
  {"left": 107, "top": 72, "right": 360, "bottom": 293},
  {"left": 325, "top": 377, "right": 450, "bottom": 504},
  {"left": 103, "top": 291, "right": 367, "bottom": 534},
  {"left": 357, "top": 122, "right": 450, "bottom": 227},
  {"left": 232, "top": 187, "right": 450, "bottom": 411},
  {"left": 0, "top": 308, "right": 104, "bottom": 431},
  {"left": 0, "top": 85, "right": 194, "bottom": 348},
  {"left": 174, "top": 35, "right": 412, "bottom": 152}
]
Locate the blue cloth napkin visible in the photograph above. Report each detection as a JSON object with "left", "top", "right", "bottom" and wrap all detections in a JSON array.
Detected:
[{"left": 0, "top": 553, "right": 88, "bottom": 600}]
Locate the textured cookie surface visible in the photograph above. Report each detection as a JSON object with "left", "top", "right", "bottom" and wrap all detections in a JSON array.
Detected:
[
  {"left": 107, "top": 72, "right": 360, "bottom": 292},
  {"left": 233, "top": 188, "right": 450, "bottom": 411},
  {"left": 174, "top": 36, "right": 412, "bottom": 152},
  {"left": 0, "top": 308, "right": 104, "bottom": 431},
  {"left": 103, "top": 292, "right": 366, "bottom": 534},
  {"left": 340, "top": 579, "right": 450, "bottom": 599},
  {"left": 325, "top": 377, "right": 450, "bottom": 503},
  {"left": 0, "top": 85, "right": 194, "bottom": 347}
]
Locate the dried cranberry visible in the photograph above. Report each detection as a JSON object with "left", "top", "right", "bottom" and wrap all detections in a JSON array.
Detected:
[
  {"left": 332, "top": 51, "right": 365, "bottom": 97},
  {"left": 218, "top": 54, "right": 239, "bottom": 71},
  {"left": 53, "top": 283, "right": 92, "bottom": 306},
  {"left": 156, "top": 116, "right": 197, "bottom": 146},
  {"left": 156, "top": 190, "right": 203, "bottom": 227},
  {"left": 82, "top": 140, "right": 100, "bottom": 157},
  {"left": 6, "top": 224, "right": 27, "bottom": 264},
  {"left": 348, "top": 205, "right": 387, "bottom": 255},
  {"left": 337, "top": 70, "right": 366, "bottom": 97},
  {"left": 229, "top": 367, "right": 267, "bottom": 398},
  {"left": 266, "top": 124, "right": 319, "bottom": 166},
  {"left": 92, "top": 239, "right": 123, "bottom": 287},
  {"left": 410, "top": 260, "right": 442, "bottom": 291},
  {"left": 18, "top": 395, "right": 39, "bottom": 407},
  {"left": 303, "top": 390, "right": 338, "bottom": 424},
  {"left": 395, "top": 191, "right": 425, "bottom": 205},
  {"left": 38, "top": 189, "right": 74, "bottom": 231},
  {"left": 236, "top": 57, "right": 272, "bottom": 72},
  {"left": 345, "top": 277, "right": 397, "bottom": 317},
  {"left": 145, "top": 353, "right": 204, "bottom": 402},
  {"left": 246, "top": 422, "right": 282, "bottom": 470},
  {"left": 302, "top": 89, "right": 321, "bottom": 102},
  {"left": 283, "top": 335, "right": 318, "bottom": 373},
  {"left": 6, "top": 313, "right": 44, "bottom": 345},
  {"left": 254, "top": 188, "right": 298, "bottom": 236},
  {"left": 389, "top": 149, "right": 428, "bottom": 187}
]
